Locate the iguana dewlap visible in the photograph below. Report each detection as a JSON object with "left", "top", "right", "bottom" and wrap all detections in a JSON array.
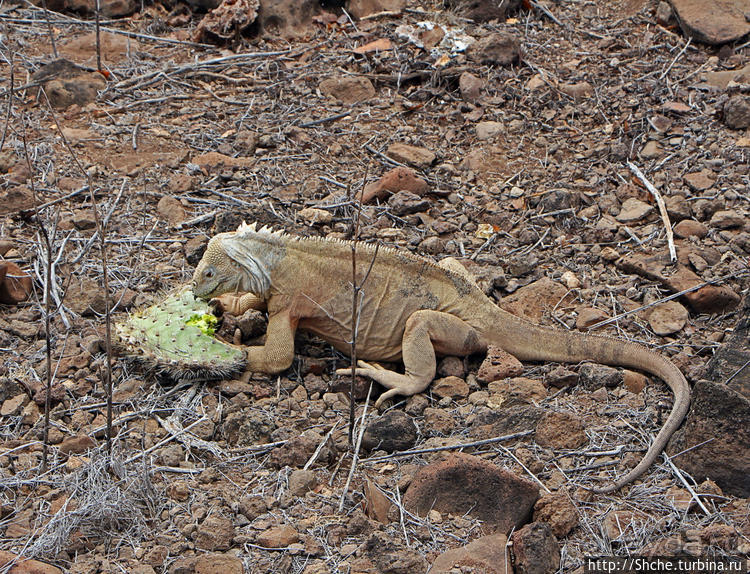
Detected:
[{"left": 192, "top": 222, "right": 690, "bottom": 493}]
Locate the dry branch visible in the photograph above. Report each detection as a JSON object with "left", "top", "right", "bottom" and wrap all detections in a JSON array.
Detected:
[{"left": 627, "top": 161, "right": 676, "bottom": 263}]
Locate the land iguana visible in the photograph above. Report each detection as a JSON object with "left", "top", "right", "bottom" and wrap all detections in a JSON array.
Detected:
[{"left": 192, "top": 222, "right": 690, "bottom": 493}]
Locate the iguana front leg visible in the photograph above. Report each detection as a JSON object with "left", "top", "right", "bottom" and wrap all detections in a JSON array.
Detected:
[
  {"left": 245, "top": 309, "right": 297, "bottom": 373},
  {"left": 212, "top": 292, "right": 267, "bottom": 315},
  {"left": 337, "top": 310, "right": 486, "bottom": 407}
]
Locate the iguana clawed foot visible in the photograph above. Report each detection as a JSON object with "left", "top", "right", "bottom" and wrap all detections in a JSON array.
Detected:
[{"left": 336, "top": 360, "right": 432, "bottom": 408}]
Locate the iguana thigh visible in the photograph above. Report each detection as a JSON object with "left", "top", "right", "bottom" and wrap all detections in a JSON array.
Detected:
[{"left": 338, "top": 310, "right": 486, "bottom": 407}]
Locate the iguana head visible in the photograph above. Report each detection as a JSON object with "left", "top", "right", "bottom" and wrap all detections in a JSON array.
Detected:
[
  {"left": 192, "top": 232, "right": 240, "bottom": 299},
  {"left": 192, "top": 223, "right": 286, "bottom": 301}
]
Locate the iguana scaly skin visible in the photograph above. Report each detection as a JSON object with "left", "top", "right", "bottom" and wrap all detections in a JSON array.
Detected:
[{"left": 192, "top": 222, "right": 691, "bottom": 493}]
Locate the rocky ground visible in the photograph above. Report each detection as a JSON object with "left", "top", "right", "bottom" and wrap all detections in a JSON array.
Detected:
[{"left": 0, "top": 0, "right": 749, "bottom": 572}]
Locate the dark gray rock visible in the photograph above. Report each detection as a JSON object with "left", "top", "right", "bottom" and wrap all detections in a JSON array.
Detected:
[{"left": 362, "top": 410, "right": 418, "bottom": 453}]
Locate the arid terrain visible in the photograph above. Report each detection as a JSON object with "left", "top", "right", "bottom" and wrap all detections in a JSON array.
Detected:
[{"left": 0, "top": 0, "right": 749, "bottom": 572}]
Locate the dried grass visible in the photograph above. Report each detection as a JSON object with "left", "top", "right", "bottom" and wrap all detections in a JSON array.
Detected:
[{"left": 27, "top": 451, "right": 162, "bottom": 560}]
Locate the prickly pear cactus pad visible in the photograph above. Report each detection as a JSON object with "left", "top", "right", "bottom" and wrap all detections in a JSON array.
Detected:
[{"left": 116, "top": 288, "right": 246, "bottom": 380}]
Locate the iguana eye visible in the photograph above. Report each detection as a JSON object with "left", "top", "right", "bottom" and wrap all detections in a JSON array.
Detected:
[{"left": 204, "top": 268, "right": 214, "bottom": 279}]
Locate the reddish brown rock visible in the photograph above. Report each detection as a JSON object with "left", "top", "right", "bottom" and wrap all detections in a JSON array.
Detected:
[
  {"left": 702, "top": 296, "right": 750, "bottom": 400},
  {"left": 387, "top": 191, "right": 431, "bottom": 215},
  {"left": 348, "top": 0, "right": 405, "bottom": 19},
  {"left": 0, "top": 262, "right": 32, "bottom": 305},
  {"left": 488, "top": 377, "right": 547, "bottom": 405},
  {"left": 499, "top": 277, "right": 572, "bottom": 322},
  {"left": 448, "top": 0, "right": 520, "bottom": 22},
  {"left": 710, "top": 210, "right": 745, "bottom": 229},
  {"left": 385, "top": 143, "right": 436, "bottom": 169},
  {"left": 257, "top": 524, "right": 299, "bottom": 548},
  {"left": 195, "top": 515, "right": 235, "bottom": 551},
  {"left": 533, "top": 491, "right": 579, "bottom": 538},
  {"left": 432, "top": 376, "right": 470, "bottom": 400},
  {"left": 59, "top": 32, "right": 138, "bottom": 66},
  {"left": 58, "top": 434, "right": 96, "bottom": 455},
  {"left": 647, "top": 301, "right": 689, "bottom": 335},
  {"left": 362, "top": 166, "right": 429, "bottom": 203},
  {"left": 476, "top": 121, "right": 504, "bottom": 140},
  {"left": 288, "top": 469, "right": 318, "bottom": 497},
  {"left": 460, "top": 147, "right": 508, "bottom": 180},
  {"left": 166, "top": 481, "right": 190, "bottom": 502},
  {"left": 194, "top": 0, "right": 259, "bottom": 43},
  {"left": 670, "top": 0, "right": 750, "bottom": 45},
  {"left": 683, "top": 170, "right": 715, "bottom": 192},
  {"left": 236, "top": 495, "right": 268, "bottom": 523},
  {"left": 169, "top": 557, "right": 198, "bottom": 574},
  {"left": 423, "top": 407, "right": 456, "bottom": 435},
  {"left": 32, "top": 59, "right": 106, "bottom": 109},
  {"left": 403, "top": 453, "right": 539, "bottom": 533},
  {"left": 32, "top": 383, "right": 66, "bottom": 406},
  {"left": 438, "top": 356, "right": 466, "bottom": 378},
  {"left": 363, "top": 478, "right": 392, "bottom": 524},
  {"left": 576, "top": 307, "right": 609, "bottom": 330},
  {"left": 535, "top": 411, "right": 588, "bottom": 449},
  {"left": 0, "top": 550, "right": 63, "bottom": 574},
  {"left": 4, "top": 508, "right": 34, "bottom": 539},
  {"left": 1, "top": 392, "right": 28, "bottom": 416},
  {"left": 471, "top": 404, "right": 544, "bottom": 440},
  {"left": 459, "top": 71, "right": 484, "bottom": 102},
  {"left": 44, "top": 0, "right": 135, "bottom": 16},
  {"left": 559, "top": 81, "right": 594, "bottom": 101},
  {"left": 673, "top": 219, "right": 708, "bottom": 239},
  {"left": 616, "top": 197, "right": 654, "bottom": 223},
  {"left": 468, "top": 32, "right": 522, "bottom": 66},
  {"left": 662, "top": 101, "right": 691, "bottom": 114},
  {"left": 665, "top": 486, "right": 694, "bottom": 512},
  {"left": 319, "top": 75, "right": 375, "bottom": 103},
  {"left": 269, "top": 430, "right": 335, "bottom": 468},
  {"left": 192, "top": 152, "right": 254, "bottom": 172},
  {"left": 430, "top": 533, "right": 512, "bottom": 574},
  {"left": 656, "top": 1, "right": 675, "bottom": 25},
  {"left": 0, "top": 187, "right": 35, "bottom": 216},
  {"left": 641, "top": 140, "right": 663, "bottom": 159},
  {"left": 546, "top": 366, "right": 578, "bottom": 388},
  {"left": 157, "top": 196, "right": 187, "bottom": 227},
  {"left": 623, "top": 370, "right": 648, "bottom": 394},
  {"left": 478, "top": 346, "right": 524, "bottom": 383},
  {"left": 617, "top": 252, "right": 740, "bottom": 313}
]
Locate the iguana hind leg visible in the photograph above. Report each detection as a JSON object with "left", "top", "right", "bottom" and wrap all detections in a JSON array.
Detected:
[{"left": 337, "top": 310, "right": 486, "bottom": 408}]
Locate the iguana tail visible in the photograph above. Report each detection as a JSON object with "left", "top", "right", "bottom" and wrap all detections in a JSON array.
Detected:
[{"left": 492, "top": 311, "right": 691, "bottom": 493}]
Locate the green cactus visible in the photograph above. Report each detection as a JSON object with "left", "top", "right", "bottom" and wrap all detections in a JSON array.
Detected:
[{"left": 116, "top": 288, "right": 246, "bottom": 380}]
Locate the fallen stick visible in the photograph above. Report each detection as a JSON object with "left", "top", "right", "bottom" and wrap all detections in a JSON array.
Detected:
[
  {"left": 362, "top": 430, "right": 534, "bottom": 463},
  {"left": 627, "top": 161, "right": 677, "bottom": 263}
]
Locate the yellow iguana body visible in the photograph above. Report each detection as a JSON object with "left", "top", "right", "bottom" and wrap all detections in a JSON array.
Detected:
[{"left": 192, "top": 222, "right": 690, "bottom": 492}]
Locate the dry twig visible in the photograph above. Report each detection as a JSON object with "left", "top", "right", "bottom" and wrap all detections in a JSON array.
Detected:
[{"left": 627, "top": 161, "right": 676, "bottom": 263}]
